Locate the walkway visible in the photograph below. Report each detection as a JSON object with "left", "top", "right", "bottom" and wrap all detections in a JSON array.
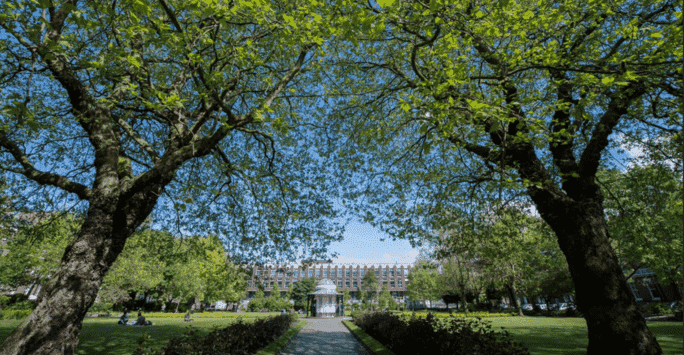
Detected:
[{"left": 279, "top": 318, "right": 371, "bottom": 355}]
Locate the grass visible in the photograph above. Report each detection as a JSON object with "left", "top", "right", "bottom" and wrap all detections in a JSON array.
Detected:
[
  {"left": 255, "top": 320, "right": 307, "bottom": 355},
  {"left": 0, "top": 313, "right": 293, "bottom": 355},
  {"left": 484, "top": 317, "right": 682, "bottom": 355},
  {"left": 2, "top": 315, "right": 681, "bottom": 354},
  {"left": 342, "top": 320, "right": 396, "bottom": 355}
]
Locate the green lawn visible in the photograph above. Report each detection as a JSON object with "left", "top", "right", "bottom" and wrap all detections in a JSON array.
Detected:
[
  {"left": 485, "top": 317, "right": 683, "bottom": 355},
  {"left": 0, "top": 313, "right": 284, "bottom": 355},
  {"left": 2, "top": 316, "right": 681, "bottom": 355}
]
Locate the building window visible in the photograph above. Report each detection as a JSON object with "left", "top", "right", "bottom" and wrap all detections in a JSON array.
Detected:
[
  {"left": 353, "top": 281, "right": 358, "bottom": 288},
  {"left": 338, "top": 269, "right": 342, "bottom": 277},
  {"left": 285, "top": 281, "right": 290, "bottom": 287},
  {"left": 391, "top": 281, "right": 395, "bottom": 288},
  {"left": 629, "top": 282, "right": 642, "bottom": 301},
  {"left": 308, "top": 269, "right": 313, "bottom": 277},
  {"left": 390, "top": 270, "right": 395, "bottom": 278},
  {"left": 338, "top": 281, "right": 343, "bottom": 288},
  {"left": 398, "top": 280, "right": 403, "bottom": 288},
  {"left": 361, "top": 269, "right": 365, "bottom": 277},
  {"left": 316, "top": 269, "right": 321, "bottom": 278},
  {"left": 644, "top": 279, "right": 662, "bottom": 301},
  {"left": 278, "top": 281, "right": 282, "bottom": 287},
  {"left": 382, "top": 269, "right": 387, "bottom": 278},
  {"left": 346, "top": 269, "right": 350, "bottom": 277},
  {"left": 324, "top": 269, "right": 328, "bottom": 278},
  {"left": 346, "top": 281, "right": 350, "bottom": 288},
  {"left": 278, "top": 271, "right": 283, "bottom": 279},
  {"left": 353, "top": 269, "right": 358, "bottom": 277},
  {"left": 294, "top": 270, "right": 299, "bottom": 278},
  {"left": 271, "top": 269, "right": 276, "bottom": 277}
]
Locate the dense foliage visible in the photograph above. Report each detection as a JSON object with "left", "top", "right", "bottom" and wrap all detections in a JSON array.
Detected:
[
  {"left": 134, "top": 314, "right": 297, "bottom": 355},
  {"left": 353, "top": 312, "right": 529, "bottom": 355}
]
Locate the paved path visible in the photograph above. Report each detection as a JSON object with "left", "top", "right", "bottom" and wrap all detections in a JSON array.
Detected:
[{"left": 279, "top": 318, "right": 371, "bottom": 355}]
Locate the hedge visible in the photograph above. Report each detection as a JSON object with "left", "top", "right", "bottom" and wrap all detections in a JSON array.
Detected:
[
  {"left": 353, "top": 312, "right": 529, "bottom": 355},
  {"left": 0, "top": 310, "right": 32, "bottom": 320}
]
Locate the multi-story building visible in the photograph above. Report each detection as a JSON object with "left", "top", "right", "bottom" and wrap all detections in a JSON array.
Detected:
[
  {"left": 627, "top": 267, "right": 683, "bottom": 303},
  {"left": 246, "top": 261, "right": 413, "bottom": 303}
]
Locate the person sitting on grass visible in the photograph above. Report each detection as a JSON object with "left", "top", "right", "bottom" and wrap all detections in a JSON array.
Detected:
[
  {"left": 135, "top": 311, "right": 153, "bottom": 326},
  {"left": 184, "top": 311, "right": 193, "bottom": 322},
  {"left": 118, "top": 311, "right": 129, "bottom": 325}
]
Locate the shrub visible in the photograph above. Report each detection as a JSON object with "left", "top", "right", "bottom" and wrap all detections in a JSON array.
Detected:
[
  {"left": 0, "top": 310, "right": 32, "bottom": 320},
  {"left": 134, "top": 314, "right": 297, "bottom": 355},
  {"left": 89, "top": 302, "right": 113, "bottom": 314},
  {"left": 0, "top": 295, "right": 10, "bottom": 309},
  {"left": 248, "top": 298, "right": 265, "bottom": 312},
  {"left": 4, "top": 301, "right": 36, "bottom": 311},
  {"left": 354, "top": 312, "right": 529, "bottom": 355},
  {"left": 644, "top": 303, "right": 671, "bottom": 316}
]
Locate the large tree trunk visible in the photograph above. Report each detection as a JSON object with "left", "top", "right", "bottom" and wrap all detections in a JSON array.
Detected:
[
  {"left": 1, "top": 188, "right": 160, "bottom": 355},
  {"left": 531, "top": 191, "right": 663, "bottom": 354}
]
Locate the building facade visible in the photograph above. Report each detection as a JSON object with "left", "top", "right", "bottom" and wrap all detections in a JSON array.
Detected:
[
  {"left": 246, "top": 261, "right": 413, "bottom": 303},
  {"left": 627, "top": 268, "right": 683, "bottom": 303}
]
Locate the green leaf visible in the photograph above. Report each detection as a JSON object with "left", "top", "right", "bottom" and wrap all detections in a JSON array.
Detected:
[
  {"left": 601, "top": 77, "right": 615, "bottom": 85},
  {"left": 376, "top": 0, "right": 396, "bottom": 7}
]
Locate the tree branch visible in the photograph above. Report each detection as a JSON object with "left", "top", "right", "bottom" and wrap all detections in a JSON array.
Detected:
[
  {"left": 0, "top": 130, "right": 92, "bottom": 200},
  {"left": 115, "top": 118, "right": 159, "bottom": 163},
  {"left": 578, "top": 81, "right": 646, "bottom": 178}
]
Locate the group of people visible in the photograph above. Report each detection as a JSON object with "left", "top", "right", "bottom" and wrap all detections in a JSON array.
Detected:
[{"left": 118, "top": 311, "right": 153, "bottom": 326}]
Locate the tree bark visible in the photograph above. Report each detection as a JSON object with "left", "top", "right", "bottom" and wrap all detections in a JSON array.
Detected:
[
  {"left": 531, "top": 190, "right": 663, "bottom": 355},
  {"left": 506, "top": 283, "right": 523, "bottom": 316},
  {"left": 1, "top": 187, "right": 162, "bottom": 355}
]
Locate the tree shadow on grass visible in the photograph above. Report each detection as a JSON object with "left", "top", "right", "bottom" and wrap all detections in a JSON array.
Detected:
[{"left": 501, "top": 324, "right": 587, "bottom": 355}]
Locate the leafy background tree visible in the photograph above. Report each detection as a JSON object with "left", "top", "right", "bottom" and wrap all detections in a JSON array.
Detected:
[
  {"left": 361, "top": 269, "right": 379, "bottom": 302},
  {"left": 0, "top": 213, "right": 80, "bottom": 296},
  {"left": 406, "top": 263, "right": 441, "bottom": 309},
  {"left": 599, "top": 164, "right": 683, "bottom": 286},
  {"left": 290, "top": 277, "right": 316, "bottom": 311}
]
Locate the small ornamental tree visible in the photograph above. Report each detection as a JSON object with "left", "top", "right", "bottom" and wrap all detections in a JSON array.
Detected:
[{"left": 361, "top": 269, "right": 379, "bottom": 301}]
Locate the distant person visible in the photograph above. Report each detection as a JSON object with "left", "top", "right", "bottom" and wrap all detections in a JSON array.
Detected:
[
  {"left": 135, "top": 311, "right": 152, "bottom": 326},
  {"left": 118, "top": 311, "right": 129, "bottom": 325},
  {"left": 184, "top": 311, "right": 193, "bottom": 322}
]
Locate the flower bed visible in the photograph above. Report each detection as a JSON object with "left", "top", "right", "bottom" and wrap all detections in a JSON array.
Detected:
[{"left": 353, "top": 312, "right": 529, "bottom": 355}]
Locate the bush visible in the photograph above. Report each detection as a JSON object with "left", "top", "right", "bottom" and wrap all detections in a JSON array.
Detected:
[
  {"left": 134, "top": 314, "right": 297, "bottom": 355},
  {"left": 89, "top": 302, "right": 113, "bottom": 314},
  {"left": 0, "top": 295, "right": 10, "bottom": 309},
  {"left": 354, "top": 312, "right": 529, "bottom": 355},
  {"left": 0, "top": 310, "right": 32, "bottom": 320},
  {"left": 248, "top": 298, "right": 265, "bottom": 312},
  {"left": 644, "top": 303, "right": 672, "bottom": 316},
  {"left": 4, "top": 301, "right": 36, "bottom": 311}
]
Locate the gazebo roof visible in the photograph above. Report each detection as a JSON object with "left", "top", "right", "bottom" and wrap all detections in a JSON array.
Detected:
[{"left": 308, "top": 279, "right": 341, "bottom": 295}]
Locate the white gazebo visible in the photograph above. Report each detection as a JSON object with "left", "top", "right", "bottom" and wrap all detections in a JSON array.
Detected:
[{"left": 308, "top": 279, "right": 343, "bottom": 318}]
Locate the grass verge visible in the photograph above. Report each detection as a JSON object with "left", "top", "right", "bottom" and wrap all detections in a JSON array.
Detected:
[
  {"left": 342, "top": 320, "right": 395, "bottom": 355},
  {"left": 255, "top": 320, "right": 307, "bottom": 355},
  {"left": 0, "top": 315, "right": 265, "bottom": 355},
  {"left": 486, "top": 317, "right": 682, "bottom": 355}
]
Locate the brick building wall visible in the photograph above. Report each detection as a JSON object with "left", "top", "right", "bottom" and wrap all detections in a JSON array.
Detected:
[{"left": 246, "top": 261, "right": 413, "bottom": 303}]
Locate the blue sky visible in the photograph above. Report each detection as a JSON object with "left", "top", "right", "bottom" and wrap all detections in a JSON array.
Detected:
[{"left": 326, "top": 219, "right": 420, "bottom": 265}]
